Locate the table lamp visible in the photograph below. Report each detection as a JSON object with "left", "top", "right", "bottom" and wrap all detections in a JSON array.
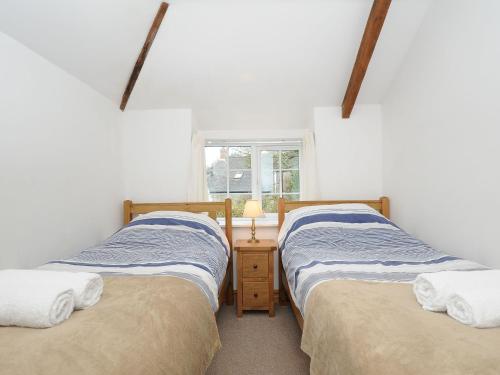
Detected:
[{"left": 243, "top": 200, "right": 264, "bottom": 243}]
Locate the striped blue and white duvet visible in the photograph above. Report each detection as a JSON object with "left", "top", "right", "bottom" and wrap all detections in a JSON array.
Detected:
[
  {"left": 41, "top": 211, "right": 229, "bottom": 311},
  {"left": 278, "top": 204, "right": 484, "bottom": 315}
]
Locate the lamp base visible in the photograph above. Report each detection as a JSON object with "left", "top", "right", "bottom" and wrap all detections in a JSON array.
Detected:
[{"left": 247, "top": 218, "right": 259, "bottom": 243}]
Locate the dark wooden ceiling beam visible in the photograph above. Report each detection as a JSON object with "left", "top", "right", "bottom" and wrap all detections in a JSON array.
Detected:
[
  {"left": 342, "top": 0, "right": 391, "bottom": 119},
  {"left": 120, "top": 2, "right": 169, "bottom": 111}
]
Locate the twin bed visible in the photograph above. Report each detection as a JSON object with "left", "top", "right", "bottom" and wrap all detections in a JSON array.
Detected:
[
  {"left": 278, "top": 197, "right": 500, "bottom": 375},
  {"left": 0, "top": 199, "right": 234, "bottom": 375}
]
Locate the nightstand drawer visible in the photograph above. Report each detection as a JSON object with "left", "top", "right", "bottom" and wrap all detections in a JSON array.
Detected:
[
  {"left": 242, "top": 253, "right": 268, "bottom": 278},
  {"left": 242, "top": 282, "right": 269, "bottom": 307}
]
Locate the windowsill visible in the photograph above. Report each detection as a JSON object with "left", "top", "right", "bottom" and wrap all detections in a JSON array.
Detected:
[{"left": 217, "top": 216, "right": 279, "bottom": 228}]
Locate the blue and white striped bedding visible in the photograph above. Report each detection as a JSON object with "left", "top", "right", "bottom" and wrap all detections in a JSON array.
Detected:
[
  {"left": 278, "top": 204, "right": 484, "bottom": 315},
  {"left": 41, "top": 211, "right": 229, "bottom": 311}
]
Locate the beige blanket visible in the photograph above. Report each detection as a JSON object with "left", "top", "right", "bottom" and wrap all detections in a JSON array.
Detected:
[
  {"left": 302, "top": 280, "right": 500, "bottom": 375},
  {"left": 0, "top": 276, "right": 221, "bottom": 375}
]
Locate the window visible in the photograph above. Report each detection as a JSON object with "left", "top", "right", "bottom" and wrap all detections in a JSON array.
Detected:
[{"left": 205, "top": 141, "right": 301, "bottom": 217}]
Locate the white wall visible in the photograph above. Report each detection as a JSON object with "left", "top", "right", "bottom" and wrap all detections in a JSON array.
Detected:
[
  {"left": 121, "top": 109, "right": 192, "bottom": 202},
  {"left": 314, "top": 105, "right": 383, "bottom": 199},
  {"left": 0, "top": 32, "right": 122, "bottom": 268},
  {"left": 382, "top": 0, "right": 500, "bottom": 267}
]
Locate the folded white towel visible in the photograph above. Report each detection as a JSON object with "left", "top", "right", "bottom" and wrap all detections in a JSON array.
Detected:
[
  {"left": 55, "top": 271, "right": 103, "bottom": 309},
  {"left": 413, "top": 270, "right": 500, "bottom": 311},
  {"left": 447, "top": 288, "right": 500, "bottom": 328},
  {"left": 25, "top": 269, "right": 103, "bottom": 309},
  {"left": 0, "top": 270, "right": 75, "bottom": 328}
]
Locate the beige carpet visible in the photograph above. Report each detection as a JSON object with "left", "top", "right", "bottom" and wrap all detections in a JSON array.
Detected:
[{"left": 207, "top": 304, "right": 310, "bottom": 375}]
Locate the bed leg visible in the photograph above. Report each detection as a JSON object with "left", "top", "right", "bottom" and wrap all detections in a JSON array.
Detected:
[{"left": 225, "top": 261, "right": 234, "bottom": 305}]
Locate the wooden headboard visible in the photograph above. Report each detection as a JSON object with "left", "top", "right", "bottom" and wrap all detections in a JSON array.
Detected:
[
  {"left": 278, "top": 196, "right": 390, "bottom": 230},
  {"left": 123, "top": 199, "right": 233, "bottom": 250}
]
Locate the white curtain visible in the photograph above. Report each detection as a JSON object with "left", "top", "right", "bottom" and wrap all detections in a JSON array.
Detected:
[
  {"left": 300, "top": 129, "right": 319, "bottom": 200},
  {"left": 187, "top": 131, "right": 208, "bottom": 202}
]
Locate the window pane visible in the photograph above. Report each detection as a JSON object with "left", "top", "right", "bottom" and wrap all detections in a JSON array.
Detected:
[
  {"left": 261, "top": 170, "right": 280, "bottom": 194},
  {"left": 281, "top": 149, "right": 299, "bottom": 169},
  {"left": 282, "top": 170, "right": 300, "bottom": 193},
  {"left": 228, "top": 147, "right": 251, "bottom": 169},
  {"left": 283, "top": 193, "right": 300, "bottom": 201},
  {"left": 262, "top": 194, "right": 279, "bottom": 213},
  {"left": 229, "top": 169, "right": 252, "bottom": 194},
  {"left": 230, "top": 194, "right": 252, "bottom": 217},
  {"left": 261, "top": 150, "right": 280, "bottom": 194},
  {"left": 261, "top": 150, "right": 280, "bottom": 169},
  {"left": 206, "top": 147, "right": 228, "bottom": 194}
]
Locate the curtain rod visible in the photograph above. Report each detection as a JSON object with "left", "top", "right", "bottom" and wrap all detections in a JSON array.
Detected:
[{"left": 206, "top": 139, "right": 303, "bottom": 145}]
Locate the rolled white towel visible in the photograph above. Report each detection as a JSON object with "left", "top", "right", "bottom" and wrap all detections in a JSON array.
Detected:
[
  {"left": 8, "top": 269, "right": 103, "bottom": 310},
  {"left": 0, "top": 270, "right": 75, "bottom": 328},
  {"left": 59, "top": 271, "right": 103, "bottom": 309},
  {"left": 447, "top": 288, "right": 500, "bottom": 328},
  {"left": 413, "top": 270, "right": 499, "bottom": 311}
]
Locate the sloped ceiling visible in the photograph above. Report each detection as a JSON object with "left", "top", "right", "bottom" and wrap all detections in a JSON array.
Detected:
[{"left": 0, "top": 0, "right": 431, "bottom": 129}]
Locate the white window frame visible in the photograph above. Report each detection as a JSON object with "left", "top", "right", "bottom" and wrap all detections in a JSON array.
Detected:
[{"left": 205, "top": 140, "right": 302, "bottom": 222}]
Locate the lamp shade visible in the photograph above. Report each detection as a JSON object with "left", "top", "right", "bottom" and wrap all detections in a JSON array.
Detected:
[{"left": 243, "top": 200, "right": 264, "bottom": 218}]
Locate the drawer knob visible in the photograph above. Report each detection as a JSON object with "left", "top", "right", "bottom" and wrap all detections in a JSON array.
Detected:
[
  {"left": 253, "top": 264, "right": 258, "bottom": 269},
  {"left": 253, "top": 293, "right": 258, "bottom": 298}
]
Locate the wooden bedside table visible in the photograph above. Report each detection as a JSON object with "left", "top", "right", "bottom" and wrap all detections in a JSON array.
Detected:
[{"left": 235, "top": 239, "right": 277, "bottom": 317}]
